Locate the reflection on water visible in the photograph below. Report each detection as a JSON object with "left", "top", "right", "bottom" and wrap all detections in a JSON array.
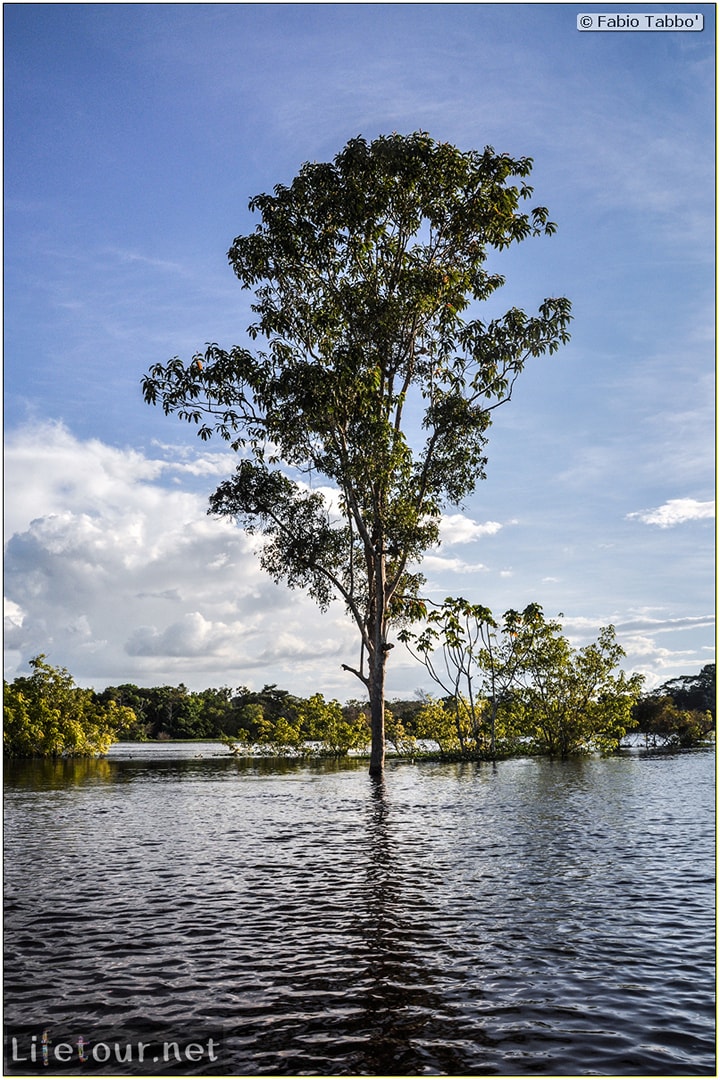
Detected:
[
  {"left": 4, "top": 748, "right": 715, "bottom": 1075},
  {"left": 6, "top": 755, "right": 116, "bottom": 789},
  {"left": 356, "top": 775, "right": 446, "bottom": 1075}
]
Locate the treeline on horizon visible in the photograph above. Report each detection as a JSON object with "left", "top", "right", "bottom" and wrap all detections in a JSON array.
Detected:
[
  {"left": 94, "top": 662, "right": 718, "bottom": 755},
  {"left": 3, "top": 654, "right": 715, "bottom": 761}
]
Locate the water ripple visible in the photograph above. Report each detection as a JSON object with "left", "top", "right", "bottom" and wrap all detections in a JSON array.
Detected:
[{"left": 4, "top": 750, "right": 715, "bottom": 1075}]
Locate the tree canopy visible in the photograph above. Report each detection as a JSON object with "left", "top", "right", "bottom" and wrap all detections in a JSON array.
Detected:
[
  {"left": 142, "top": 132, "right": 572, "bottom": 773},
  {"left": 402, "top": 602, "right": 644, "bottom": 758},
  {"left": 3, "top": 655, "right": 130, "bottom": 758}
]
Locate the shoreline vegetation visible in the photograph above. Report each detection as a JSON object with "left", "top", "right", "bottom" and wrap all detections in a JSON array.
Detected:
[{"left": 3, "top": 654, "right": 714, "bottom": 762}]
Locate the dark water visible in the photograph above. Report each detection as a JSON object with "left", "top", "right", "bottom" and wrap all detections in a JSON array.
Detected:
[{"left": 4, "top": 746, "right": 715, "bottom": 1076}]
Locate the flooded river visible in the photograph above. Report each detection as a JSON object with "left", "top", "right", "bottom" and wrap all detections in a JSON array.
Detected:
[{"left": 4, "top": 746, "right": 715, "bottom": 1075}]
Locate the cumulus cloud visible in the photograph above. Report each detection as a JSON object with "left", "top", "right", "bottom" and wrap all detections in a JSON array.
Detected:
[
  {"left": 619, "top": 636, "right": 705, "bottom": 690},
  {"left": 422, "top": 555, "right": 490, "bottom": 575},
  {"left": 626, "top": 498, "right": 715, "bottom": 528},
  {"left": 4, "top": 423, "right": 251, "bottom": 545},
  {"left": 126, "top": 612, "right": 235, "bottom": 658},
  {"left": 439, "top": 514, "right": 503, "bottom": 545},
  {"left": 3, "top": 422, "right": 359, "bottom": 694},
  {"left": 4, "top": 421, "right": 714, "bottom": 697},
  {"left": 250, "top": 631, "right": 349, "bottom": 667},
  {"left": 413, "top": 514, "right": 506, "bottom": 579}
]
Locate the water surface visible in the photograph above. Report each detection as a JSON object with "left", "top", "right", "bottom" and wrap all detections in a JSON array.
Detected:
[{"left": 4, "top": 746, "right": 715, "bottom": 1075}]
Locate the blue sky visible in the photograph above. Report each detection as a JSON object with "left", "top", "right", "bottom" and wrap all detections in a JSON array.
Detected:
[{"left": 4, "top": 3, "right": 715, "bottom": 700}]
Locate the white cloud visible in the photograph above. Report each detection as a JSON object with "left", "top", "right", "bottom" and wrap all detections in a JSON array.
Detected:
[
  {"left": 250, "top": 630, "right": 349, "bottom": 668},
  {"left": 4, "top": 422, "right": 715, "bottom": 698},
  {"left": 3, "top": 422, "right": 248, "bottom": 545},
  {"left": 3, "top": 422, "right": 359, "bottom": 694},
  {"left": 616, "top": 614, "right": 715, "bottom": 635},
  {"left": 439, "top": 514, "right": 503, "bottom": 545},
  {"left": 126, "top": 612, "right": 235, "bottom": 658},
  {"left": 4, "top": 598, "right": 25, "bottom": 640},
  {"left": 620, "top": 635, "right": 705, "bottom": 691},
  {"left": 422, "top": 555, "right": 490, "bottom": 575},
  {"left": 561, "top": 612, "right": 716, "bottom": 637},
  {"left": 626, "top": 498, "right": 715, "bottom": 528}
]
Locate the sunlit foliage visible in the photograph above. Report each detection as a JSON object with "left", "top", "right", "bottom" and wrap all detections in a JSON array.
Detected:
[
  {"left": 403, "top": 603, "right": 644, "bottom": 758},
  {"left": 3, "top": 655, "right": 131, "bottom": 758}
]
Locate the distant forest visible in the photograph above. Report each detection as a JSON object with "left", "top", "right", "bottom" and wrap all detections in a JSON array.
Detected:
[
  {"left": 95, "top": 663, "right": 715, "bottom": 751},
  {"left": 4, "top": 658, "right": 714, "bottom": 760}
]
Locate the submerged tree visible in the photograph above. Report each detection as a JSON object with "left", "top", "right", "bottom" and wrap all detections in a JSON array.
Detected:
[
  {"left": 512, "top": 621, "right": 644, "bottom": 756},
  {"left": 404, "top": 604, "right": 644, "bottom": 758},
  {"left": 142, "top": 132, "right": 571, "bottom": 774},
  {"left": 400, "top": 598, "right": 545, "bottom": 758}
]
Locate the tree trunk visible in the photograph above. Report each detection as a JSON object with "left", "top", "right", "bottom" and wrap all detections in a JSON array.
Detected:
[
  {"left": 367, "top": 543, "right": 388, "bottom": 776},
  {"left": 489, "top": 702, "right": 497, "bottom": 761},
  {"left": 368, "top": 646, "right": 387, "bottom": 776}
]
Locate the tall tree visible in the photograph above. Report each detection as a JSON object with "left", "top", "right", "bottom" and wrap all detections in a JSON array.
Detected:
[{"left": 142, "top": 132, "right": 571, "bottom": 774}]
